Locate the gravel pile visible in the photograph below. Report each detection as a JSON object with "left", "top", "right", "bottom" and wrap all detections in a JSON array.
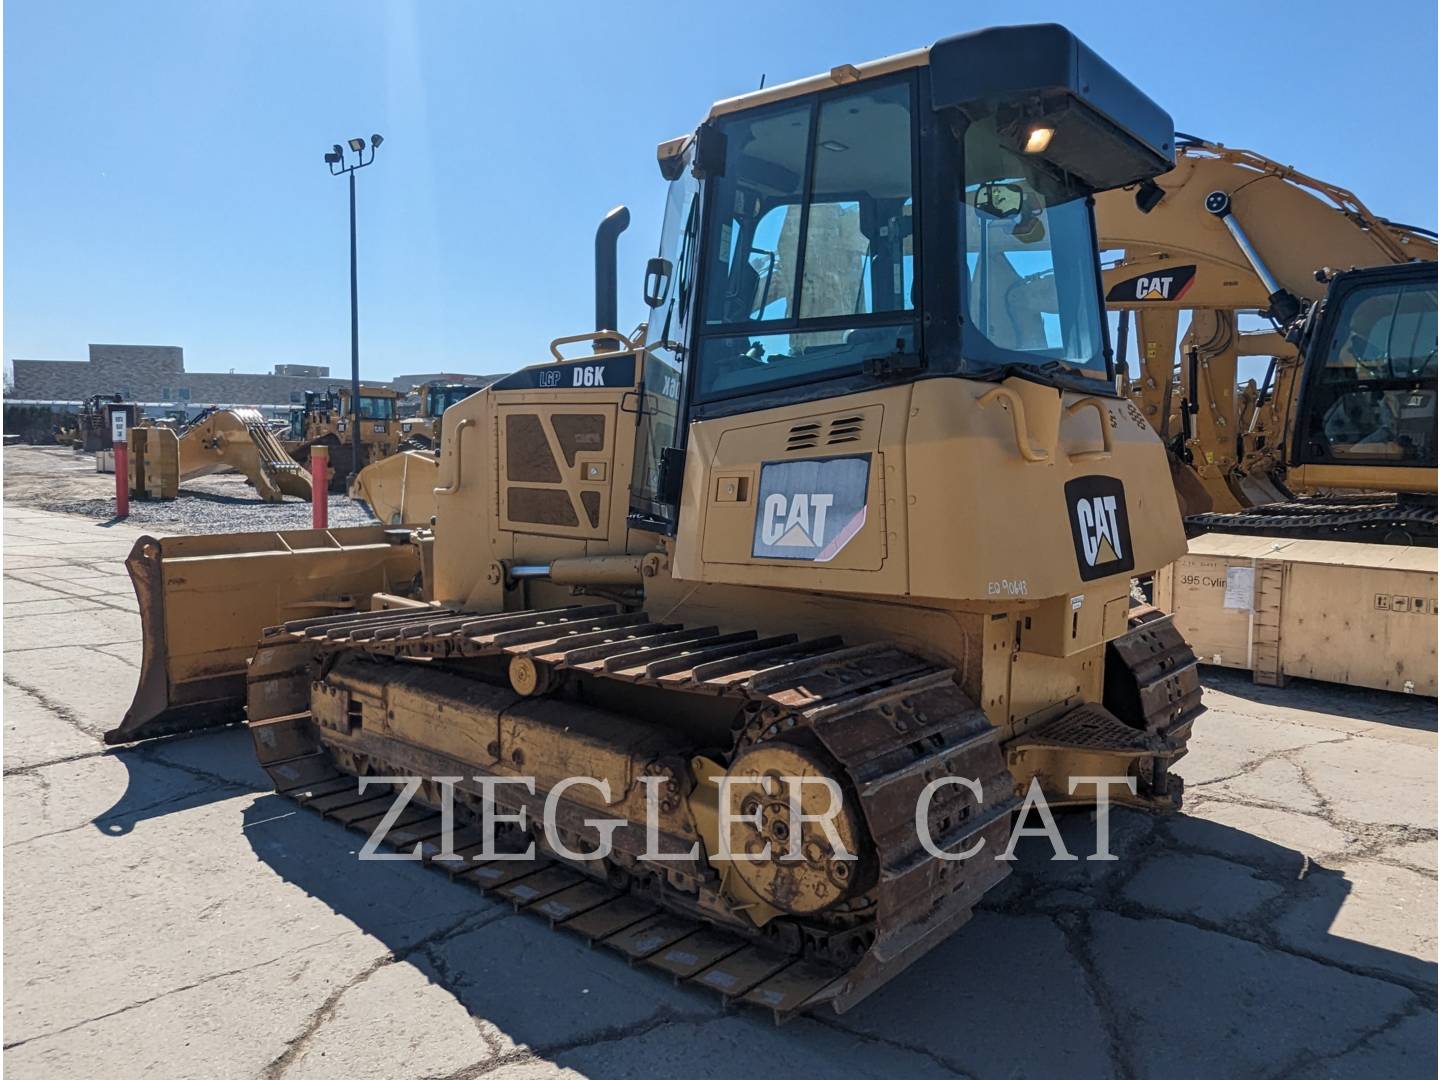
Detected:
[
  {"left": 5, "top": 446, "right": 378, "bottom": 533},
  {"left": 38, "top": 489, "right": 378, "bottom": 532}
]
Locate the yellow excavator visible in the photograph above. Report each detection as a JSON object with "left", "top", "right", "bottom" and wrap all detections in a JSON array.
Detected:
[
  {"left": 106, "top": 25, "right": 1203, "bottom": 1018},
  {"left": 1095, "top": 136, "right": 1437, "bottom": 543},
  {"left": 129, "top": 407, "right": 311, "bottom": 503}
]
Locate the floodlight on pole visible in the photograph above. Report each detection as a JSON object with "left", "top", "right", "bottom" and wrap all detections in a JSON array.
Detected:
[{"left": 321, "top": 131, "right": 384, "bottom": 485}]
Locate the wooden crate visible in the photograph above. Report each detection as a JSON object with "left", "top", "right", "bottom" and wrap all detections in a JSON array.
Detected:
[{"left": 1155, "top": 534, "right": 1437, "bottom": 696}]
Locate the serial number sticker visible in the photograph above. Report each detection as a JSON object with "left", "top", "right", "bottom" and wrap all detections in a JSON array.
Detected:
[{"left": 987, "top": 579, "right": 1029, "bottom": 597}]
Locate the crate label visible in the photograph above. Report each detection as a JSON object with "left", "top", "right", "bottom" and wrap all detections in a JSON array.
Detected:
[
  {"left": 1223, "top": 566, "right": 1254, "bottom": 611},
  {"left": 1374, "top": 593, "right": 1438, "bottom": 616}
]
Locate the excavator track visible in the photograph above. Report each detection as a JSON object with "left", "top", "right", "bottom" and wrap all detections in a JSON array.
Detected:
[
  {"left": 245, "top": 601, "right": 1196, "bottom": 1019},
  {"left": 1186, "top": 496, "right": 1437, "bottom": 547}
]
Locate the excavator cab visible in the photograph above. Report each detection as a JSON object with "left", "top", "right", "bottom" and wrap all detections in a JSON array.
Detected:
[{"left": 1291, "top": 261, "right": 1438, "bottom": 487}]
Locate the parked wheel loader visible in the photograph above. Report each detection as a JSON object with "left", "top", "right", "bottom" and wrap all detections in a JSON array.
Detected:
[
  {"left": 106, "top": 24, "right": 1203, "bottom": 1019},
  {"left": 1095, "top": 136, "right": 1437, "bottom": 543}
]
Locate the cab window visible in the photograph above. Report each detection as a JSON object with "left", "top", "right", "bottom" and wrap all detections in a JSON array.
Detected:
[
  {"left": 357, "top": 396, "right": 395, "bottom": 420},
  {"left": 1305, "top": 278, "right": 1437, "bottom": 465},
  {"left": 695, "top": 78, "right": 917, "bottom": 401}
]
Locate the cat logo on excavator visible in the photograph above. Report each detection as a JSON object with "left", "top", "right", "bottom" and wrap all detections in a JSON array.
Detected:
[{"left": 1105, "top": 265, "right": 1196, "bottom": 302}]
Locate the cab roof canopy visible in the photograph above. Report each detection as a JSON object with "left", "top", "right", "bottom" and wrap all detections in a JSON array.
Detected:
[{"left": 663, "top": 23, "right": 1173, "bottom": 193}]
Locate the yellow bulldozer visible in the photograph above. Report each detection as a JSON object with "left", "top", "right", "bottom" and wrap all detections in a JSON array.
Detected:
[
  {"left": 399, "top": 381, "right": 484, "bottom": 450},
  {"left": 106, "top": 25, "right": 1203, "bottom": 1018},
  {"left": 129, "top": 406, "right": 311, "bottom": 503},
  {"left": 1095, "top": 136, "right": 1437, "bottom": 543},
  {"left": 346, "top": 382, "right": 485, "bottom": 523},
  {"left": 285, "top": 385, "right": 403, "bottom": 490}
]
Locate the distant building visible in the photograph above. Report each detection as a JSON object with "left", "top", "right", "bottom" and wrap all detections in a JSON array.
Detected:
[
  {"left": 5, "top": 345, "right": 507, "bottom": 409},
  {"left": 391, "top": 371, "right": 499, "bottom": 392},
  {"left": 6, "top": 345, "right": 350, "bottom": 408}
]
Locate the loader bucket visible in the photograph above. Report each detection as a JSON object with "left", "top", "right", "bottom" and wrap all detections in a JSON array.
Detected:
[
  {"left": 108, "top": 526, "right": 423, "bottom": 745},
  {"left": 349, "top": 450, "right": 439, "bottom": 526}
]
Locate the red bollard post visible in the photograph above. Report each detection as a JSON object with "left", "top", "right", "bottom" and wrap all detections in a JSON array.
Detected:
[
  {"left": 311, "top": 445, "right": 329, "bottom": 530},
  {"left": 114, "top": 440, "right": 129, "bottom": 520}
]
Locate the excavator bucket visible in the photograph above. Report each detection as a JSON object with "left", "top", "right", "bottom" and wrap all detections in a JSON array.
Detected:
[{"left": 107, "top": 525, "right": 423, "bottom": 745}]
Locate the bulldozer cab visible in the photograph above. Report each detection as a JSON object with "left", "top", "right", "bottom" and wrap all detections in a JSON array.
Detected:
[
  {"left": 291, "top": 386, "right": 401, "bottom": 446},
  {"left": 1290, "top": 261, "right": 1438, "bottom": 492},
  {"left": 623, "top": 26, "right": 1171, "bottom": 546},
  {"left": 336, "top": 385, "right": 399, "bottom": 439},
  {"left": 424, "top": 383, "right": 479, "bottom": 418}
]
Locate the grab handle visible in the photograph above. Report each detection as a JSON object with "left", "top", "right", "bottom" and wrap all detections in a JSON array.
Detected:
[
  {"left": 1065, "top": 398, "right": 1113, "bottom": 462},
  {"left": 434, "top": 418, "right": 474, "bottom": 496},
  {"left": 549, "top": 330, "right": 636, "bottom": 361},
  {"left": 978, "top": 386, "right": 1050, "bottom": 463}
]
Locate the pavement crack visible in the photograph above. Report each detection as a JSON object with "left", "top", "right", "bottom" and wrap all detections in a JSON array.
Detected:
[
  {"left": 129, "top": 742, "right": 268, "bottom": 794},
  {"left": 0, "top": 932, "right": 355, "bottom": 1052},
  {"left": 1187, "top": 733, "right": 1355, "bottom": 792},
  {"left": 426, "top": 1007, "right": 728, "bottom": 1080},
  {"left": 263, "top": 907, "right": 514, "bottom": 1079},
  {"left": 1186, "top": 787, "right": 1438, "bottom": 867},
  {"left": 4, "top": 671, "right": 107, "bottom": 741},
  {"left": 3, "top": 746, "right": 113, "bottom": 776},
  {"left": 1262, "top": 996, "right": 1430, "bottom": 1079},
  {"left": 810, "top": 1015, "right": 983, "bottom": 1080},
  {"left": 1051, "top": 910, "right": 1140, "bottom": 1080}
]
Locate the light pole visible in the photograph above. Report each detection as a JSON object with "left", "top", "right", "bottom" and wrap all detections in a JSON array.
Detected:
[{"left": 324, "top": 133, "right": 383, "bottom": 484}]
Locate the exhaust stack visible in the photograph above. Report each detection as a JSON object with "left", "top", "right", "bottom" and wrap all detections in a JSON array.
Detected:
[{"left": 594, "top": 205, "right": 630, "bottom": 351}]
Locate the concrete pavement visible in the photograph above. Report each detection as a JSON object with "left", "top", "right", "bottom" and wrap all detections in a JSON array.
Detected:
[{"left": 3, "top": 503, "right": 1435, "bottom": 1078}]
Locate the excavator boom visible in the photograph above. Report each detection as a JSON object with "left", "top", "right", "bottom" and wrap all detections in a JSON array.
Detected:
[{"left": 1096, "top": 136, "right": 1437, "bottom": 532}]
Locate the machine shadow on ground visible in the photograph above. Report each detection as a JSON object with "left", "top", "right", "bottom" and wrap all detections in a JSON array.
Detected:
[
  {"left": 215, "top": 784, "right": 1433, "bottom": 1074},
  {"left": 91, "top": 727, "right": 269, "bottom": 836},
  {"left": 83, "top": 684, "right": 1435, "bottom": 1073}
]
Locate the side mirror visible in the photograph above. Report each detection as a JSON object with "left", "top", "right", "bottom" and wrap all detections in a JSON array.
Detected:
[{"left": 643, "top": 257, "right": 673, "bottom": 309}]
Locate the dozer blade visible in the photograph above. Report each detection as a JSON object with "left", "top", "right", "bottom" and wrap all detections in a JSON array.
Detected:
[{"left": 107, "top": 526, "right": 423, "bottom": 745}]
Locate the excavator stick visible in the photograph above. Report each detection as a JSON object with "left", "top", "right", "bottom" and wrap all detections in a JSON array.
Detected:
[
  {"left": 107, "top": 526, "right": 424, "bottom": 745},
  {"left": 131, "top": 408, "right": 313, "bottom": 503}
]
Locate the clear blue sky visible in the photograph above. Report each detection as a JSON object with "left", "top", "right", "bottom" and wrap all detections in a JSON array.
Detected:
[{"left": 5, "top": 0, "right": 1436, "bottom": 380}]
